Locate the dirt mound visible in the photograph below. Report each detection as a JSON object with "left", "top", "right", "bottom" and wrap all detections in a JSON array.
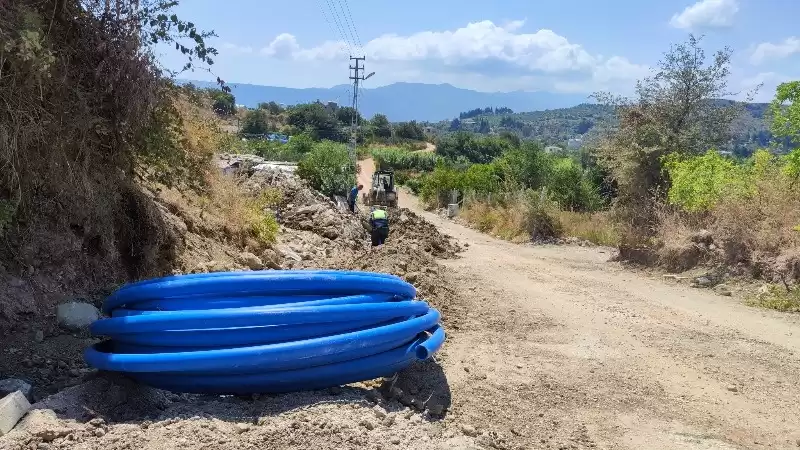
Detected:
[{"left": 388, "top": 208, "right": 462, "bottom": 259}]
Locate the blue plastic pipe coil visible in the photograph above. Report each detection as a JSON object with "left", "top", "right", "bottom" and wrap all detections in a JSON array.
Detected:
[{"left": 84, "top": 269, "right": 446, "bottom": 394}]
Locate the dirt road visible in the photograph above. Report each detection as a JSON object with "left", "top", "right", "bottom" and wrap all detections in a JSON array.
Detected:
[{"left": 356, "top": 161, "right": 800, "bottom": 449}]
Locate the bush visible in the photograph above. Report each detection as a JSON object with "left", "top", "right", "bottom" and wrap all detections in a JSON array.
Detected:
[
  {"left": 664, "top": 150, "right": 750, "bottom": 212},
  {"left": 371, "top": 147, "right": 442, "bottom": 171},
  {"left": 296, "top": 141, "right": 356, "bottom": 197},
  {"left": 546, "top": 158, "right": 604, "bottom": 212}
]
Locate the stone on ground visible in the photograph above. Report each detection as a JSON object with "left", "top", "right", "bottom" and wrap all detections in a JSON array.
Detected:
[
  {"left": 0, "top": 391, "right": 31, "bottom": 435},
  {"left": 56, "top": 302, "right": 100, "bottom": 331}
]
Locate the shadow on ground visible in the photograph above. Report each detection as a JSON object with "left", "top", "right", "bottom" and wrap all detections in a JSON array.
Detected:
[{"left": 28, "top": 360, "right": 451, "bottom": 428}]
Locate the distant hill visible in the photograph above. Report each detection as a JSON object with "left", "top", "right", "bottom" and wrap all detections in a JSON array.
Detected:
[
  {"left": 178, "top": 80, "right": 591, "bottom": 122},
  {"left": 436, "top": 101, "right": 775, "bottom": 157}
]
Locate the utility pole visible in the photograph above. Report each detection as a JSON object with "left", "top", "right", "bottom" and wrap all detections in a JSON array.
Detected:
[{"left": 348, "top": 56, "right": 366, "bottom": 169}]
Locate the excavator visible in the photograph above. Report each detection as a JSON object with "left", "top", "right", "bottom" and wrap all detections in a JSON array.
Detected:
[{"left": 362, "top": 169, "right": 398, "bottom": 208}]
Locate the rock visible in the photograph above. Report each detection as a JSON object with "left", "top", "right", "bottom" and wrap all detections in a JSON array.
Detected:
[
  {"left": 276, "top": 245, "right": 302, "bottom": 262},
  {"left": 56, "top": 302, "right": 100, "bottom": 331},
  {"left": 236, "top": 252, "right": 263, "bottom": 270},
  {"left": 461, "top": 424, "right": 479, "bottom": 437},
  {"left": 427, "top": 403, "right": 445, "bottom": 416},
  {"left": 34, "top": 330, "right": 44, "bottom": 343},
  {"left": 260, "top": 249, "right": 282, "bottom": 269},
  {"left": 0, "top": 379, "right": 32, "bottom": 402},
  {"left": 0, "top": 391, "right": 31, "bottom": 435},
  {"left": 359, "top": 419, "right": 375, "bottom": 430},
  {"left": 714, "top": 284, "right": 733, "bottom": 296},
  {"left": 692, "top": 276, "right": 713, "bottom": 288},
  {"left": 94, "top": 428, "right": 106, "bottom": 437},
  {"left": 372, "top": 405, "right": 387, "bottom": 419},
  {"left": 235, "top": 423, "right": 251, "bottom": 433},
  {"left": 382, "top": 414, "right": 395, "bottom": 427},
  {"left": 405, "top": 273, "right": 419, "bottom": 283},
  {"left": 726, "top": 385, "right": 738, "bottom": 393}
]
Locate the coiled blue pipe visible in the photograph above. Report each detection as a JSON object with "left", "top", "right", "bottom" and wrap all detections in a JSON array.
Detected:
[{"left": 84, "top": 270, "right": 446, "bottom": 394}]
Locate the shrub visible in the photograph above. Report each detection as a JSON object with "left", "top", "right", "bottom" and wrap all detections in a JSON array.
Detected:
[
  {"left": 559, "top": 211, "right": 620, "bottom": 246},
  {"left": 296, "top": 141, "right": 356, "bottom": 197},
  {"left": 664, "top": 150, "right": 750, "bottom": 212},
  {"left": 546, "top": 158, "right": 604, "bottom": 212},
  {"left": 371, "top": 147, "right": 441, "bottom": 171}
]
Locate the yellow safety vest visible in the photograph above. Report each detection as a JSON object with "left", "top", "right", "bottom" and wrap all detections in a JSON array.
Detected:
[{"left": 370, "top": 209, "right": 387, "bottom": 220}]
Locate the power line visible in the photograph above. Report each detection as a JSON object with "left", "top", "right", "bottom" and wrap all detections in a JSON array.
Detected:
[
  {"left": 323, "top": 0, "right": 353, "bottom": 54},
  {"left": 334, "top": 0, "right": 360, "bottom": 54},
  {"left": 341, "top": 0, "right": 363, "bottom": 50}
]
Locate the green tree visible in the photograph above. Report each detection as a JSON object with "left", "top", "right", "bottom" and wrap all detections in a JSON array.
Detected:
[
  {"left": 287, "top": 103, "right": 343, "bottom": 141},
  {"left": 593, "top": 35, "right": 746, "bottom": 233},
  {"left": 241, "top": 109, "right": 269, "bottom": 134},
  {"left": 258, "top": 101, "right": 284, "bottom": 114},
  {"left": 336, "top": 107, "right": 362, "bottom": 126},
  {"left": 296, "top": 141, "right": 355, "bottom": 197},
  {"left": 371, "top": 113, "right": 392, "bottom": 139},
  {"left": 394, "top": 121, "right": 425, "bottom": 141},
  {"left": 207, "top": 89, "right": 235, "bottom": 116},
  {"left": 768, "top": 81, "right": 800, "bottom": 179}
]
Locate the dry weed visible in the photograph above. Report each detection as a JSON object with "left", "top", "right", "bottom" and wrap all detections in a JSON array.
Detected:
[{"left": 559, "top": 211, "right": 620, "bottom": 246}]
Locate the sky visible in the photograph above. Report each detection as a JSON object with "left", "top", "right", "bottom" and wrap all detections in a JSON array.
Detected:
[{"left": 159, "top": 0, "right": 800, "bottom": 102}]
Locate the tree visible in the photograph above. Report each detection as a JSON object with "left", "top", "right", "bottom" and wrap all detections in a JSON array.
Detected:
[
  {"left": 394, "top": 121, "right": 425, "bottom": 141},
  {"left": 449, "top": 118, "right": 461, "bottom": 131},
  {"left": 336, "top": 107, "right": 362, "bottom": 126},
  {"left": 207, "top": 89, "right": 235, "bottom": 116},
  {"left": 258, "top": 101, "right": 283, "bottom": 114},
  {"left": 287, "top": 103, "right": 344, "bottom": 141},
  {"left": 296, "top": 141, "right": 355, "bottom": 197},
  {"left": 593, "top": 35, "right": 748, "bottom": 234},
  {"left": 769, "top": 81, "right": 800, "bottom": 179},
  {"left": 370, "top": 114, "right": 392, "bottom": 139},
  {"left": 478, "top": 119, "right": 490, "bottom": 134},
  {"left": 241, "top": 109, "right": 269, "bottom": 134}
]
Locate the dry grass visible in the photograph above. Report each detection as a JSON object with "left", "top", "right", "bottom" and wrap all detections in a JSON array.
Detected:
[
  {"left": 462, "top": 201, "right": 531, "bottom": 241},
  {"left": 558, "top": 211, "right": 620, "bottom": 246},
  {"left": 460, "top": 192, "right": 562, "bottom": 243}
]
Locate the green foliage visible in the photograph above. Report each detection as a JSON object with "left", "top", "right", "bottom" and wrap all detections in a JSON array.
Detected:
[
  {"left": 296, "top": 141, "right": 356, "bottom": 197},
  {"left": 136, "top": 94, "right": 212, "bottom": 193},
  {"left": 393, "top": 121, "right": 426, "bottom": 141},
  {"left": 664, "top": 150, "right": 751, "bottom": 212},
  {"left": 244, "top": 140, "right": 304, "bottom": 162},
  {"left": 208, "top": 89, "right": 235, "bottom": 116},
  {"left": 769, "top": 81, "right": 800, "bottom": 142},
  {"left": 497, "top": 141, "right": 550, "bottom": 189},
  {"left": 436, "top": 132, "right": 512, "bottom": 164},
  {"left": 286, "top": 132, "right": 315, "bottom": 154},
  {"left": 371, "top": 147, "right": 442, "bottom": 171},
  {"left": 336, "top": 107, "right": 362, "bottom": 125},
  {"left": 246, "top": 190, "right": 281, "bottom": 244},
  {"left": 784, "top": 148, "right": 800, "bottom": 180},
  {"left": 419, "top": 163, "right": 464, "bottom": 205},
  {"left": 547, "top": 158, "right": 604, "bottom": 212},
  {"left": 371, "top": 114, "right": 392, "bottom": 139},
  {"left": 462, "top": 163, "right": 502, "bottom": 194},
  {"left": 241, "top": 109, "right": 270, "bottom": 134},
  {"left": 746, "top": 285, "right": 800, "bottom": 313},
  {"left": 258, "top": 101, "right": 283, "bottom": 114},
  {"left": 287, "top": 103, "right": 344, "bottom": 141}
]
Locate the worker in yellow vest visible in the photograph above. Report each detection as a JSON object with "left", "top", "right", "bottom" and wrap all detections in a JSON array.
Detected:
[{"left": 369, "top": 207, "right": 389, "bottom": 247}]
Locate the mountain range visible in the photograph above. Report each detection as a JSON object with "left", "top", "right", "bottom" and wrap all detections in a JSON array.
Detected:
[{"left": 179, "top": 80, "right": 592, "bottom": 122}]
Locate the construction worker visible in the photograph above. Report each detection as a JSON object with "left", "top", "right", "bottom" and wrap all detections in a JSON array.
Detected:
[
  {"left": 369, "top": 207, "right": 389, "bottom": 247},
  {"left": 348, "top": 184, "right": 363, "bottom": 213}
]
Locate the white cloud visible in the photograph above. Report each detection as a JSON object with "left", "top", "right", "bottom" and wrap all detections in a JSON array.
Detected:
[
  {"left": 737, "top": 72, "right": 793, "bottom": 102},
  {"left": 260, "top": 33, "right": 301, "bottom": 58},
  {"left": 669, "top": 0, "right": 739, "bottom": 30},
  {"left": 750, "top": 37, "right": 800, "bottom": 65},
  {"left": 250, "top": 20, "right": 649, "bottom": 93},
  {"left": 221, "top": 43, "right": 253, "bottom": 54}
]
